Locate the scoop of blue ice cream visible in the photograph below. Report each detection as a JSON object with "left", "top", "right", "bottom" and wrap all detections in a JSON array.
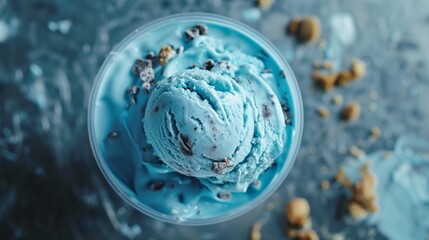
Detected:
[{"left": 144, "top": 39, "right": 286, "bottom": 192}]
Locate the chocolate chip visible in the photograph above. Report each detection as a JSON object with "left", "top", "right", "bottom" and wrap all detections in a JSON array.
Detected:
[
  {"left": 184, "top": 24, "right": 209, "bottom": 41},
  {"left": 262, "top": 104, "right": 272, "bottom": 119},
  {"left": 195, "top": 24, "right": 208, "bottom": 35},
  {"left": 179, "top": 134, "right": 193, "bottom": 156},
  {"left": 153, "top": 106, "right": 159, "bottom": 113},
  {"left": 176, "top": 46, "right": 184, "bottom": 54},
  {"left": 131, "top": 96, "right": 137, "bottom": 105},
  {"left": 279, "top": 70, "right": 286, "bottom": 79},
  {"left": 128, "top": 86, "right": 140, "bottom": 95},
  {"left": 178, "top": 193, "right": 185, "bottom": 203},
  {"left": 133, "top": 59, "right": 153, "bottom": 79},
  {"left": 142, "top": 81, "right": 151, "bottom": 93},
  {"left": 217, "top": 192, "right": 231, "bottom": 200},
  {"left": 148, "top": 180, "right": 164, "bottom": 191},
  {"left": 203, "top": 59, "right": 215, "bottom": 70},
  {"left": 281, "top": 103, "right": 293, "bottom": 125},
  {"left": 188, "top": 64, "right": 198, "bottom": 69},
  {"left": 108, "top": 131, "right": 118, "bottom": 139},
  {"left": 145, "top": 51, "right": 156, "bottom": 61},
  {"left": 212, "top": 158, "right": 233, "bottom": 175}
]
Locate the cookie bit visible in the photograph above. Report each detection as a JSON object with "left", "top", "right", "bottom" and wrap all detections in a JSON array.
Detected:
[
  {"left": 370, "top": 127, "right": 381, "bottom": 139},
  {"left": 142, "top": 81, "right": 152, "bottom": 93},
  {"left": 320, "top": 180, "right": 330, "bottom": 190},
  {"left": 285, "top": 198, "right": 310, "bottom": 228},
  {"left": 212, "top": 158, "right": 233, "bottom": 175},
  {"left": 349, "top": 145, "right": 364, "bottom": 158},
  {"left": 133, "top": 58, "right": 153, "bottom": 77},
  {"left": 348, "top": 163, "right": 378, "bottom": 218},
  {"left": 176, "top": 46, "right": 184, "bottom": 54},
  {"left": 158, "top": 45, "right": 177, "bottom": 65},
  {"left": 145, "top": 51, "right": 156, "bottom": 62},
  {"left": 313, "top": 60, "right": 334, "bottom": 70},
  {"left": 350, "top": 59, "right": 366, "bottom": 78},
  {"left": 335, "top": 71, "right": 355, "bottom": 86},
  {"left": 312, "top": 72, "right": 337, "bottom": 91},
  {"left": 288, "top": 230, "right": 319, "bottom": 240},
  {"left": 287, "top": 16, "right": 321, "bottom": 43},
  {"left": 148, "top": 180, "right": 164, "bottom": 191},
  {"left": 108, "top": 131, "right": 118, "bottom": 139},
  {"left": 316, "top": 106, "right": 330, "bottom": 119},
  {"left": 179, "top": 134, "right": 193, "bottom": 156},
  {"left": 203, "top": 59, "right": 215, "bottom": 70},
  {"left": 217, "top": 192, "right": 231, "bottom": 200},
  {"left": 340, "top": 102, "right": 361, "bottom": 121},
  {"left": 279, "top": 70, "right": 286, "bottom": 79},
  {"left": 256, "top": 0, "right": 273, "bottom": 9},
  {"left": 331, "top": 94, "right": 343, "bottom": 105},
  {"left": 184, "top": 24, "right": 209, "bottom": 41},
  {"left": 250, "top": 221, "right": 262, "bottom": 240},
  {"left": 128, "top": 86, "right": 140, "bottom": 95},
  {"left": 131, "top": 96, "right": 137, "bottom": 105},
  {"left": 334, "top": 169, "right": 352, "bottom": 188}
]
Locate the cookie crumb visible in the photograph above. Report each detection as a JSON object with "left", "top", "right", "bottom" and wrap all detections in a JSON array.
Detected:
[
  {"left": 287, "top": 16, "right": 321, "bottom": 43},
  {"left": 340, "top": 102, "right": 361, "bottom": 121},
  {"left": 108, "top": 131, "right": 118, "bottom": 139},
  {"left": 316, "top": 106, "right": 330, "bottom": 119},
  {"left": 286, "top": 198, "right": 310, "bottom": 228},
  {"left": 312, "top": 72, "right": 337, "bottom": 91},
  {"left": 158, "top": 45, "right": 177, "bottom": 65},
  {"left": 320, "top": 180, "right": 330, "bottom": 190},
  {"left": 370, "top": 127, "right": 381, "bottom": 138},
  {"left": 313, "top": 60, "right": 334, "bottom": 70},
  {"left": 349, "top": 145, "right": 364, "bottom": 158},
  {"left": 287, "top": 17, "right": 301, "bottom": 35},
  {"left": 334, "top": 169, "right": 352, "bottom": 188},
  {"left": 256, "top": 0, "right": 273, "bottom": 9},
  {"left": 350, "top": 59, "right": 366, "bottom": 78},
  {"left": 217, "top": 192, "right": 231, "bottom": 200},
  {"left": 250, "top": 222, "right": 262, "bottom": 240},
  {"left": 148, "top": 180, "right": 164, "bottom": 191},
  {"left": 348, "top": 163, "right": 378, "bottom": 218},
  {"left": 331, "top": 94, "right": 343, "bottom": 105},
  {"left": 348, "top": 201, "right": 368, "bottom": 219}
]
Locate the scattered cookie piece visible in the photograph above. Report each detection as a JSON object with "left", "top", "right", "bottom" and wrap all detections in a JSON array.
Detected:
[
  {"left": 286, "top": 198, "right": 310, "bottom": 228},
  {"left": 287, "top": 16, "right": 321, "bottom": 43},
  {"left": 316, "top": 106, "right": 330, "bottom": 119},
  {"left": 336, "top": 70, "right": 355, "bottom": 86},
  {"left": 370, "top": 127, "right": 381, "bottom": 138},
  {"left": 312, "top": 72, "right": 337, "bottom": 91},
  {"left": 349, "top": 145, "right": 365, "bottom": 158},
  {"left": 312, "top": 59, "right": 366, "bottom": 90},
  {"left": 340, "top": 102, "right": 361, "bottom": 121},
  {"left": 331, "top": 94, "right": 343, "bottom": 105},
  {"left": 334, "top": 169, "right": 352, "bottom": 188},
  {"left": 313, "top": 60, "right": 334, "bottom": 70},
  {"left": 320, "top": 180, "right": 330, "bottom": 190},
  {"left": 348, "top": 163, "right": 378, "bottom": 219},
  {"left": 287, "top": 229, "right": 319, "bottom": 240},
  {"left": 256, "top": 0, "right": 273, "bottom": 9},
  {"left": 348, "top": 201, "right": 368, "bottom": 219},
  {"left": 350, "top": 59, "right": 366, "bottom": 78},
  {"left": 158, "top": 45, "right": 177, "bottom": 65},
  {"left": 184, "top": 24, "right": 208, "bottom": 41},
  {"left": 250, "top": 221, "right": 262, "bottom": 240}
]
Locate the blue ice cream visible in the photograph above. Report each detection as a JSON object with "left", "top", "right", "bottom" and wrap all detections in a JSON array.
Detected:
[
  {"left": 144, "top": 38, "right": 285, "bottom": 191},
  {"left": 89, "top": 16, "right": 300, "bottom": 222}
]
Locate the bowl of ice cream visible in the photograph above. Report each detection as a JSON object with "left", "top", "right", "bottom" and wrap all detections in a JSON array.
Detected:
[{"left": 88, "top": 13, "right": 303, "bottom": 225}]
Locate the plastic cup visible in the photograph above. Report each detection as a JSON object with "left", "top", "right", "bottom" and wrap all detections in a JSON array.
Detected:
[{"left": 88, "top": 13, "right": 303, "bottom": 225}]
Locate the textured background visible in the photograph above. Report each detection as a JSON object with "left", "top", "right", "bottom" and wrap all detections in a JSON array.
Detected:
[{"left": 1, "top": 0, "right": 428, "bottom": 239}]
